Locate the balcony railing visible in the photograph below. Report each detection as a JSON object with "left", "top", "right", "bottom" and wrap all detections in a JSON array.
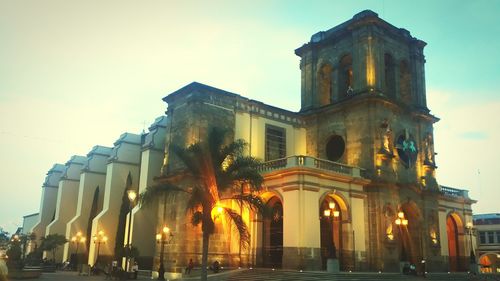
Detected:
[
  {"left": 258, "top": 155, "right": 363, "bottom": 178},
  {"left": 441, "top": 185, "right": 470, "bottom": 199}
]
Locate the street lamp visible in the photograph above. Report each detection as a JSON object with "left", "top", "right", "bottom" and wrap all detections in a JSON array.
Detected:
[
  {"left": 395, "top": 211, "right": 409, "bottom": 263},
  {"left": 466, "top": 222, "right": 476, "bottom": 266},
  {"left": 71, "top": 231, "right": 86, "bottom": 271},
  {"left": 156, "top": 226, "right": 174, "bottom": 280},
  {"left": 125, "top": 189, "right": 137, "bottom": 272},
  {"left": 323, "top": 201, "right": 340, "bottom": 259},
  {"left": 93, "top": 230, "right": 108, "bottom": 265}
]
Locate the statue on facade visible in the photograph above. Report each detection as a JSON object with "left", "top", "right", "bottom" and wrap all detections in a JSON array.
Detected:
[
  {"left": 423, "top": 133, "right": 435, "bottom": 166},
  {"left": 380, "top": 119, "right": 393, "bottom": 155}
]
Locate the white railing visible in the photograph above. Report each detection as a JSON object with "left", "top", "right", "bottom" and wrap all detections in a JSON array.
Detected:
[
  {"left": 441, "top": 185, "right": 469, "bottom": 198},
  {"left": 258, "top": 155, "right": 363, "bottom": 178}
]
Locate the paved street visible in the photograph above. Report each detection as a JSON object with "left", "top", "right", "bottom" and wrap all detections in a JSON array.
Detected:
[{"left": 20, "top": 269, "right": 499, "bottom": 281}]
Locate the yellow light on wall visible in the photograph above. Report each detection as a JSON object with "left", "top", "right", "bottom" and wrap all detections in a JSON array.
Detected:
[
  {"left": 333, "top": 211, "right": 340, "bottom": 217},
  {"left": 395, "top": 218, "right": 401, "bottom": 225},
  {"left": 387, "top": 234, "right": 394, "bottom": 240},
  {"left": 366, "top": 36, "right": 376, "bottom": 87},
  {"left": 155, "top": 234, "right": 162, "bottom": 241},
  {"left": 402, "top": 219, "right": 408, "bottom": 226}
]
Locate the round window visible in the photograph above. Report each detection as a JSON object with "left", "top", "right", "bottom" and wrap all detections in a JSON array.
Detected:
[{"left": 326, "top": 135, "right": 345, "bottom": 161}]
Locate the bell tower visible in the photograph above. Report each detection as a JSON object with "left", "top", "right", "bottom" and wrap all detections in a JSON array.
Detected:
[
  {"left": 296, "top": 10, "right": 438, "bottom": 188},
  {"left": 296, "top": 10, "right": 428, "bottom": 111}
]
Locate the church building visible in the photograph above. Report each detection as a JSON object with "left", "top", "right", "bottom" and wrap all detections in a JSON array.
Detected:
[{"left": 27, "top": 10, "right": 475, "bottom": 274}]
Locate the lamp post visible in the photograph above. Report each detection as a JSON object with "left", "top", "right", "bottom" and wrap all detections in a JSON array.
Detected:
[
  {"left": 156, "top": 226, "right": 173, "bottom": 280},
  {"left": 125, "top": 189, "right": 137, "bottom": 272},
  {"left": 323, "top": 201, "right": 340, "bottom": 258},
  {"left": 71, "top": 231, "right": 86, "bottom": 271},
  {"left": 466, "top": 222, "right": 476, "bottom": 272},
  {"left": 323, "top": 201, "right": 340, "bottom": 273},
  {"left": 395, "top": 211, "right": 409, "bottom": 262},
  {"left": 93, "top": 230, "right": 108, "bottom": 265}
]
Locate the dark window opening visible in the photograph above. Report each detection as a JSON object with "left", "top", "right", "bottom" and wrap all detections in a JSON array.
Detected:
[
  {"left": 265, "top": 125, "right": 286, "bottom": 161},
  {"left": 326, "top": 135, "right": 345, "bottom": 162}
]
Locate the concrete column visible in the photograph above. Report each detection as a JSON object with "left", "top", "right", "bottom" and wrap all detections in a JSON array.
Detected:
[
  {"left": 129, "top": 116, "right": 167, "bottom": 268},
  {"left": 282, "top": 187, "right": 321, "bottom": 270},
  {"left": 88, "top": 133, "right": 141, "bottom": 266},
  {"left": 30, "top": 164, "right": 65, "bottom": 246},
  {"left": 46, "top": 156, "right": 87, "bottom": 263},
  {"left": 64, "top": 146, "right": 112, "bottom": 262}
]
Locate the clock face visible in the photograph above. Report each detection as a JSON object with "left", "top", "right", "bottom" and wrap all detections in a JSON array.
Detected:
[{"left": 396, "top": 134, "right": 418, "bottom": 168}]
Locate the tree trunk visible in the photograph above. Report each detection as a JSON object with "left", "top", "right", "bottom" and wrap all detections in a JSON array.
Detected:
[{"left": 200, "top": 230, "right": 210, "bottom": 281}]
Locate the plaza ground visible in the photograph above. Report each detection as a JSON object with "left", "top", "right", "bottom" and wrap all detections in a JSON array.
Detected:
[{"left": 9, "top": 268, "right": 499, "bottom": 281}]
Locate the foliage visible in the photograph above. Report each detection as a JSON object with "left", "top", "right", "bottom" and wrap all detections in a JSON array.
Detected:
[
  {"left": 140, "top": 127, "right": 266, "bottom": 281},
  {"left": 40, "top": 234, "right": 67, "bottom": 261},
  {"left": 0, "top": 228, "right": 9, "bottom": 250},
  {"left": 6, "top": 241, "right": 22, "bottom": 261}
]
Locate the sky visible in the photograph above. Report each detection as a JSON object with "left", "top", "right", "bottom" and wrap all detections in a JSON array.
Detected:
[{"left": 0, "top": 0, "right": 499, "bottom": 234}]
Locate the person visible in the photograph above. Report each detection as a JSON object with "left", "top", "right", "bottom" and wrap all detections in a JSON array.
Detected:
[
  {"left": 132, "top": 262, "right": 139, "bottom": 279},
  {"left": 211, "top": 260, "right": 220, "bottom": 273},
  {"left": 185, "top": 259, "right": 194, "bottom": 275}
]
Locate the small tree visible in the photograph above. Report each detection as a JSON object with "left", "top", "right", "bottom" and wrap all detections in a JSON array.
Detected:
[
  {"left": 6, "top": 238, "right": 22, "bottom": 270},
  {"left": 40, "top": 234, "right": 67, "bottom": 262}
]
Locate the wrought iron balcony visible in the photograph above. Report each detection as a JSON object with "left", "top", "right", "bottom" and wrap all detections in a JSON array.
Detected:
[{"left": 258, "top": 155, "right": 364, "bottom": 178}]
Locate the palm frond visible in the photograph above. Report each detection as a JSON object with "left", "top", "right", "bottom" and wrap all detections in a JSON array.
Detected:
[
  {"left": 186, "top": 185, "right": 211, "bottom": 213},
  {"left": 139, "top": 182, "right": 186, "bottom": 208},
  {"left": 223, "top": 208, "right": 250, "bottom": 250},
  {"left": 232, "top": 193, "right": 271, "bottom": 218},
  {"left": 223, "top": 156, "right": 264, "bottom": 191}
]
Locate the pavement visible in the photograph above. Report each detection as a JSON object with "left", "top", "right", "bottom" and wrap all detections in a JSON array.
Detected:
[{"left": 4, "top": 268, "right": 500, "bottom": 281}]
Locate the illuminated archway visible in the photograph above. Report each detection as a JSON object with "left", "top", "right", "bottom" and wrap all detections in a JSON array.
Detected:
[
  {"left": 262, "top": 196, "right": 283, "bottom": 268},
  {"left": 319, "top": 192, "right": 350, "bottom": 270},
  {"left": 479, "top": 253, "right": 499, "bottom": 273},
  {"left": 446, "top": 213, "right": 463, "bottom": 272},
  {"left": 399, "top": 201, "right": 423, "bottom": 265}
]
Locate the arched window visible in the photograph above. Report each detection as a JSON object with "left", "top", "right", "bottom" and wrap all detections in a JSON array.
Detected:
[
  {"left": 384, "top": 53, "right": 396, "bottom": 98},
  {"left": 339, "top": 54, "right": 353, "bottom": 98},
  {"left": 400, "top": 60, "right": 411, "bottom": 103},
  {"left": 319, "top": 64, "right": 333, "bottom": 106}
]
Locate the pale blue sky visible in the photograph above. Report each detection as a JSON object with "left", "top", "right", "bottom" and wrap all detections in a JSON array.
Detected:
[{"left": 0, "top": 0, "right": 499, "bottom": 234}]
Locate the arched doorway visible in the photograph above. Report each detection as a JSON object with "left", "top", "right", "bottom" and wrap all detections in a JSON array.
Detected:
[
  {"left": 446, "top": 214, "right": 460, "bottom": 272},
  {"left": 399, "top": 202, "right": 423, "bottom": 266},
  {"left": 320, "top": 193, "right": 349, "bottom": 270},
  {"left": 262, "top": 196, "right": 283, "bottom": 268}
]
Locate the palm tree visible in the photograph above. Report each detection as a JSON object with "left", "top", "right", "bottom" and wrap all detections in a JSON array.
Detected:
[{"left": 140, "top": 127, "right": 266, "bottom": 281}]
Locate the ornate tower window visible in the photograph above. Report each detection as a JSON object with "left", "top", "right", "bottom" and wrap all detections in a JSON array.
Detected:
[
  {"left": 339, "top": 54, "right": 353, "bottom": 98},
  {"left": 265, "top": 125, "right": 286, "bottom": 161},
  {"left": 384, "top": 53, "right": 396, "bottom": 98},
  {"left": 399, "top": 60, "right": 412, "bottom": 103},
  {"left": 319, "top": 64, "right": 333, "bottom": 106}
]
